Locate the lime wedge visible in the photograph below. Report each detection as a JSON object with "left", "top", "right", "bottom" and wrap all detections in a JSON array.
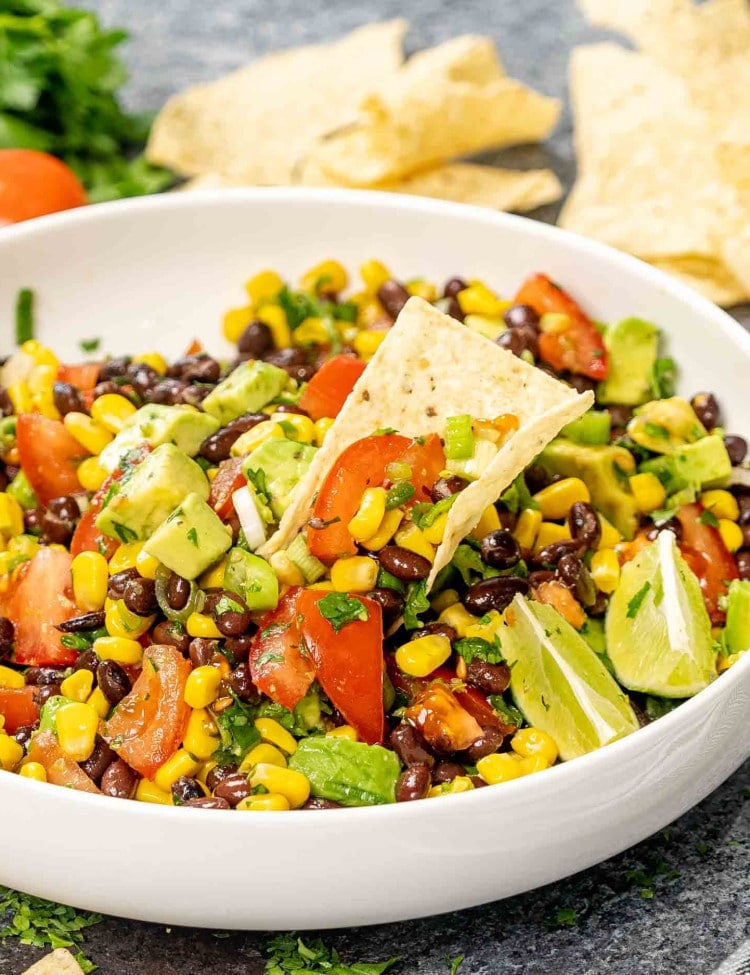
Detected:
[
  {"left": 503, "top": 595, "right": 639, "bottom": 760},
  {"left": 605, "top": 531, "right": 716, "bottom": 697}
]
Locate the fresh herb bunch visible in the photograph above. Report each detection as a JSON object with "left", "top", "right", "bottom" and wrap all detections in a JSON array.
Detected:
[{"left": 0, "top": 0, "right": 174, "bottom": 200}]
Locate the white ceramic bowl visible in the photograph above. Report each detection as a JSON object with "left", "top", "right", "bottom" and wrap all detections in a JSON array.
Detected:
[{"left": 1, "top": 189, "right": 748, "bottom": 930}]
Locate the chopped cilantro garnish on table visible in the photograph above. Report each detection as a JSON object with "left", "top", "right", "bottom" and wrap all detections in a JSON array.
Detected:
[
  {"left": 264, "top": 933, "right": 399, "bottom": 975},
  {"left": 0, "top": 885, "right": 101, "bottom": 966}
]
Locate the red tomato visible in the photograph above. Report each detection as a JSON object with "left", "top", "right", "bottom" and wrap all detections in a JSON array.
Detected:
[
  {"left": 677, "top": 503, "right": 738, "bottom": 624},
  {"left": 2, "top": 548, "right": 77, "bottom": 666},
  {"left": 209, "top": 458, "right": 246, "bottom": 520},
  {"left": 57, "top": 362, "right": 102, "bottom": 392},
  {"left": 0, "top": 686, "right": 40, "bottom": 734},
  {"left": 297, "top": 590, "right": 385, "bottom": 744},
  {"left": 513, "top": 273, "right": 609, "bottom": 381},
  {"left": 298, "top": 354, "right": 367, "bottom": 421},
  {"left": 184, "top": 339, "right": 204, "bottom": 356},
  {"left": 26, "top": 730, "right": 100, "bottom": 793},
  {"left": 0, "top": 150, "right": 87, "bottom": 226},
  {"left": 16, "top": 414, "right": 87, "bottom": 506},
  {"left": 104, "top": 644, "right": 191, "bottom": 779},
  {"left": 307, "top": 433, "right": 446, "bottom": 563},
  {"left": 248, "top": 588, "right": 315, "bottom": 710}
]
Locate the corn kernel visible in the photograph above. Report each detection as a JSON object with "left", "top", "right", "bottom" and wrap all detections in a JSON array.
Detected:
[
  {"left": 330, "top": 555, "right": 379, "bottom": 593},
  {"left": 184, "top": 611, "right": 222, "bottom": 639},
  {"left": 360, "top": 508, "right": 402, "bottom": 551},
  {"left": 77, "top": 456, "right": 108, "bottom": 492},
  {"left": 476, "top": 752, "right": 525, "bottom": 785},
  {"left": 300, "top": 260, "right": 348, "bottom": 295},
  {"left": 428, "top": 775, "right": 475, "bottom": 798},
  {"left": 326, "top": 725, "right": 359, "bottom": 741},
  {"left": 464, "top": 609, "right": 504, "bottom": 643},
  {"left": 223, "top": 305, "right": 254, "bottom": 344},
  {"left": 293, "top": 317, "right": 330, "bottom": 346},
  {"left": 629, "top": 472, "right": 667, "bottom": 514},
  {"left": 348, "top": 487, "right": 388, "bottom": 543},
  {"left": 421, "top": 511, "right": 449, "bottom": 546},
  {"left": 456, "top": 283, "right": 508, "bottom": 318},
  {"left": 21, "top": 340, "right": 58, "bottom": 369},
  {"left": 7, "top": 382, "right": 32, "bottom": 415},
  {"left": 597, "top": 515, "right": 622, "bottom": 550},
  {"left": 56, "top": 702, "right": 98, "bottom": 762},
  {"left": 470, "top": 505, "right": 502, "bottom": 541},
  {"left": 135, "top": 779, "right": 174, "bottom": 805},
  {"left": 254, "top": 717, "right": 297, "bottom": 755},
  {"left": 197, "top": 760, "right": 217, "bottom": 784},
  {"left": 511, "top": 727, "right": 558, "bottom": 765},
  {"left": 269, "top": 550, "right": 305, "bottom": 587},
  {"left": 184, "top": 708, "right": 220, "bottom": 761},
  {"left": 90, "top": 393, "right": 138, "bottom": 433},
  {"left": 71, "top": 551, "right": 109, "bottom": 612},
  {"left": 135, "top": 548, "right": 160, "bottom": 580},
  {"left": 360, "top": 259, "right": 391, "bottom": 292},
  {"left": 198, "top": 557, "right": 226, "bottom": 589},
  {"left": 352, "top": 329, "right": 387, "bottom": 361},
  {"left": 245, "top": 269, "right": 284, "bottom": 306},
  {"left": 19, "top": 761, "right": 47, "bottom": 782},
  {"left": 718, "top": 519, "right": 743, "bottom": 553},
  {"left": 430, "top": 588, "right": 460, "bottom": 613},
  {"left": 108, "top": 542, "right": 145, "bottom": 574},
  {"left": 105, "top": 598, "right": 155, "bottom": 640},
  {"left": 272, "top": 412, "right": 315, "bottom": 445},
  {"left": 0, "top": 665, "right": 24, "bottom": 689},
  {"left": 0, "top": 733, "right": 24, "bottom": 771},
  {"left": 230, "top": 420, "right": 284, "bottom": 457},
  {"left": 307, "top": 580, "right": 335, "bottom": 591},
  {"left": 63, "top": 412, "right": 112, "bottom": 455},
  {"left": 437, "top": 603, "right": 479, "bottom": 638},
  {"left": 154, "top": 748, "right": 201, "bottom": 792},
  {"left": 590, "top": 548, "right": 620, "bottom": 594},
  {"left": 533, "top": 477, "right": 590, "bottom": 520},
  {"left": 60, "top": 669, "right": 94, "bottom": 703},
  {"left": 394, "top": 524, "right": 434, "bottom": 563},
  {"left": 406, "top": 279, "right": 438, "bottom": 302},
  {"left": 93, "top": 635, "right": 143, "bottom": 666},
  {"left": 239, "top": 743, "right": 288, "bottom": 772},
  {"left": 356, "top": 301, "right": 384, "bottom": 330},
  {"left": 533, "top": 521, "right": 571, "bottom": 555},
  {"left": 513, "top": 508, "right": 543, "bottom": 551},
  {"left": 256, "top": 305, "right": 291, "bottom": 349},
  {"left": 313, "top": 417, "right": 334, "bottom": 446},
  {"left": 236, "top": 793, "right": 291, "bottom": 812},
  {"left": 700, "top": 490, "right": 739, "bottom": 522},
  {"left": 132, "top": 352, "right": 167, "bottom": 376},
  {"left": 87, "top": 686, "right": 111, "bottom": 719},
  {"left": 184, "top": 665, "right": 222, "bottom": 708},
  {"left": 396, "top": 634, "right": 452, "bottom": 678},
  {"left": 0, "top": 494, "right": 24, "bottom": 539},
  {"left": 248, "top": 763, "right": 310, "bottom": 808}
]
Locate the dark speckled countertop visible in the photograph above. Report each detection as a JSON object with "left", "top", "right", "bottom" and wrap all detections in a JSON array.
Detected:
[{"left": 2, "top": 2, "right": 748, "bottom": 973}]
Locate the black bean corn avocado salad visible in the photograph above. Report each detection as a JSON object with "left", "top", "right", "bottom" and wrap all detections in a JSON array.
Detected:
[{"left": 0, "top": 261, "right": 747, "bottom": 811}]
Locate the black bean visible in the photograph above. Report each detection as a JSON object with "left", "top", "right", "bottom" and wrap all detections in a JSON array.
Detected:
[
  {"left": 480, "top": 529, "right": 520, "bottom": 569},
  {"left": 128, "top": 362, "right": 159, "bottom": 394},
  {"left": 99, "top": 357, "right": 130, "bottom": 381},
  {"left": 93, "top": 380, "right": 121, "bottom": 399},
  {"left": 166, "top": 572, "right": 191, "bottom": 611},
  {"left": 566, "top": 373, "right": 597, "bottom": 394},
  {"left": 464, "top": 577, "right": 530, "bottom": 615},
  {"left": 58, "top": 611, "right": 105, "bottom": 633},
  {"left": 151, "top": 620, "right": 191, "bottom": 655},
  {"left": 172, "top": 775, "right": 204, "bottom": 804},
  {"left": 743, "top": 523, "right": 750, "bottom": 549},
  {"left": 524, "top": 465, "right": 552, "bottom": 494},
  {"left": 229, "top": 662, "right": 259, "bottom": 702},
  {"left": 466, "top": 659, "right": 511, "bottom": 696},
  {"left": 736, "top": 549, "right": 750, "bottom": 581},
  {"left": 496, "top": 325, "right": 538, "bottom": 358},
  {"left": 96, "top": 659, "right": 131, "bottom": 706},
  {"left": 4, "top": 465, "right": 18, "bottom": 482},
  {"left": 0, "top": 388, "right": 13, "bottom": 417},
  {"left": 302, "top": 797, "right": 342, "bottom": 810},
  {"left": 74, "top": 649, "right": 99, "bottom": 674},
  {"left": 0, "top": 616, "right": 14, "bottom": 660},
  {"left": 107, "top": 568, "right": 139, "bottom": 600},
  {"left": 377, "top": 280, "right": 411, "bottom": 319},
  {"left": 145, "top": 378, "right": 187, "bottom": 405},
  {"left": 431, "top": 475, "right": 469, "bottom": 502},
  {"left": 213, "top": 772, "right": 251, "bottom": 807},
  {"left": 79, "top": 736, "right": 115, "bottom": 784},
  {"left": 122, "top": 577, "right": 158, "bottom": 617},
  {"left": 445, "top": 297, "right": 465, "bottom": 322},
  {"left": 23, "top": 509, "right": 42, "bottom": 535},
  {"left": 53, "top": 382, "right": 85, "bottom": 416},
  {"left": 463, "top": 727, "right": 505, "bottom": 763},
  {"left": 606, "top": 404, "right": 634, "bottom": 430},
  {"left": 263, "top": 348, "right": 315, "bottom": 383},
  {"left": 690, "top": 392, "right": 721, "bottom": 431},
  {"left": 378, "top": 545, "right": 431, "bottom": 581},
  {"left": 366, "top": 587, "right": 404, "bottom": 628},
  {"left": 443, "top": 277, "right": 468, "bottom": 299},
  {"left": 432, "top": 761, "right": 465, "bottom": 784},
  {"left": 25, "top": 666, "right": 66, "bottom": 686},
  {"left": 645, "top": 517, "right": 683, "bottom": 544},
  {"left": 41, "top": 495, "right": 79, "bottom": 545},
  {"left": 535, "top": 539, "right": 582, "bottom": 567},
  {"left": 503, "top": 303, "right": 540, "bottom": 331},
  {"left": 395, "top": 764, "right": 431, "bottom": 802},
  {"left": 206, "top": 764, "right": 239, "bottom": 792},
  {"left": 36, "top": 684, "right": 61, "bottom": 705},
  {"left": 168, "top": 355, "right": 220, "bottom": 384},
  {"left": 189, "top": 638, "right": 219, "bottom": 669},
  {"left": 528, "top": 569, "right": 556, "bottom": 588},
  {"left": 47, "top": 494, "right": 80, "bottom": 523},
  {"left": 568, "top": 501, "right": 602, "bottom": 551},
  {"left": 185, "top": 796, "right": 231, "bottom": 810},
  {"left": 389, "top": 723, "right": 435, "bottom": 768},
  {"left": 180, "top": 384, "right": 211, "bottom": 406},
  {"left": 725, "top": 435, "right": 748, "bottom": 466},
  {"left": 411, "top": 622, "right": 457, "bottom": 644},
  {"left": 223, "top": 634, "right": 254, "bottom": 663},
  {"left": 273, "top": 402, "right": 310, "bottom": 416},
  {"left": 100, "top": 759, "right": 137, "bottom": 799},
  {"left": 238, "top": 321, "right": 273, "bottom": 357},
  {"left": 14, "top": 725, "right": 36, "bottom": 748},
  {"left": 199, "top": 413, "right": 267, "bottom": 463},
  {"left": 557, "top": 555, "right": 596, "bottom": 606}
]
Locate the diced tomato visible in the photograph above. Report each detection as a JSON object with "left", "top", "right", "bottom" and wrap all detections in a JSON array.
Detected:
[
  {"left": 26, "top": 730, "right": 100, "bottom": 793},
  {"left": 16, "top": 414, "right": 88, "bottom": 506},
  {"left": 308, "top": 433, "right": 445, "bottom": 563},
  {"left": 248, "top": 588, "right": 315, "bottom": 711},
  {"left": 532, "top": 579, "right": 586, "bottom": 630},
  {"left": 513, "top": 273, "right": 609, "bottom": 380},
  {"left": 677, "top": 503, "right": 738, "bottom": 625},
  {"left": 0, "top": 686, "right": 40, "bottom": 734},
  {"left": 57, "top": 362, "right": 102, "bottom": 392},
  {"left": 209, "top": 458, "right": 246, "bottom": 520},
  {"left": 1, "top": 548, "right": 77, "bottom": 666},
  {"left": 297, "top": 590, "right": 385, "bottom": 744},
  {"left": 298, "top": 354, "right": 367, "bottom": 422},
  {"left": 103, "top": 644, "right": 191, "bottom": 779},
  {"left": 616, "top": 531, "right": 652, "bottom": 565},
  {"left": 404, "top": 682, "right": 483, "bottom": 753},
  {"left": 184, "top": 339, "right": 204, "bottom": 356}
]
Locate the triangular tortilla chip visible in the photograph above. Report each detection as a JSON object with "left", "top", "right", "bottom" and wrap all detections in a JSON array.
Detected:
[
  {"left": 21, "top": 948, "right": 85, "bottom": 975},
  {"left": 260, "top": 297, "right": 592, "bottom": 590}
]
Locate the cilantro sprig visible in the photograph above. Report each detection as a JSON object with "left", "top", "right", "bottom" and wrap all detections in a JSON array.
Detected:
[{"left": 318, "top": 592, "right": 369, "bottom": 633}]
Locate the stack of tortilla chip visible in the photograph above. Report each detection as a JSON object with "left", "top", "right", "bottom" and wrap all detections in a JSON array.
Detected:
[
  {"left": 146, "top": 22, "right": 562, "bottom": 213},
  {"left": 561, "top": 0, "right": 750, "bottom": 306}
]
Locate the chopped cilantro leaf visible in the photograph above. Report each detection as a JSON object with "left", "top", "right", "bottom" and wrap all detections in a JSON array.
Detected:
[
  {"left": 112, "top": 522, "right": 137, "bottom": 544},
  {"left": 626, "top": 582, "right": 651, "bottom": 618},
  {"left": 0, "top": 885, "right": 101, "bottom": 962},
  {"left": 212, "top": 693, "right": 261, "bottom": 766},
  {"left": 447, "top": 955, "right": 464, "bottom": 975},
  {"left": 15, "top": 288, "right": 34, "bottom": 346},
  {"left": 186, "top": 527, "right": 199, "bottom": 546},
  {"left": 650, "top": 357, "right": 677, "bottom": 399},
  {"left": 450, "top": 543, "right": 500, "bottom": 585},
  {"left": 79, "top": 337, "right": 101, "bottom": 353},
  {"left": 488, "top": 695, "right": 523, "bottom": 727},
  {"left": 317, "top": 592, "right": 369, "bottom": 633},
  {"left": 698, "top": 509, "right": 720, "bottom": 528},
  {"left": 454, "top": 637, "right": 503, "bottom": 665},
  {"left": 499, "top": 474, "right": 538, "bottom": 514},
  {"left": 544, "top": 907, "right": 579, "bottom": 930},
  {"left": 643, "top": 422, "right": 670, "bottom": 440},
  {"left": 403, "top": 580, "right": 430, "bottom": 630},
  {"left": 410, "top": 494, "right": 458, "bottom": 530},
  {"left": 263, "top": 933, "right": 399, "bottom": 975}
]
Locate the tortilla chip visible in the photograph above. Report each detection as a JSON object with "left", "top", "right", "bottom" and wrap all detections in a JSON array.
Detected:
[
  {"left": 260, "top": 297, "right": 592, "bottom": 590},
  {"left": 21, "top": 948, "right": 85, "bottom": 975},
  {"left": 146, "top": 20, "right": 406, "bottom": 184},
  {"left": 649, "top": 257, "right": 749, "bottom": 308},
  {"left": 305, "top": 35, "right": 560, "bottom": 186}
]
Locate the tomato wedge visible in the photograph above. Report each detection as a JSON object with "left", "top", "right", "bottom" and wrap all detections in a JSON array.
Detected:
[
  {"left": 248, "top": 588, "right": 315, "bottom": 711},
  {"left": 513, "top": 273, "right": 609, "bottom": 381},
  {"left": 677, "top": 503, "right": 738, "bottom": 625},
  {"left": 1, "top": 548, "right": 77, "bottom": 666},
  {"left": 0, "top": 686, "right": 40, "bottom": 734},
  {"left": 299, "top": 354, "right": 367, "bottom": 422},
  {"left": 209, "top": 457, "right": 246, "bottom": 520},
  {"left": 297, "top": 590, "right": 385, "bottom": 744},
  {"left": 57, "top": 362, "right": 102, "bottom": 392},
  {"left": 308, "top": 433, "right": 446, "bottom": 563},
  {"left": 16, "top": 414, "right": 88, "bottom": 506},
  {"left": 104, "top": 644, "right": 191, "bottom": 779},
  {"left": 25, "top": 730, "right": 100, "bottom": 792}
]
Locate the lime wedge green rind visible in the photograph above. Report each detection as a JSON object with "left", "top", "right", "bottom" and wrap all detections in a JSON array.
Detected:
[
  {"left": 605, "top": 531, "right": 716, "bottom": 698},
  {"left": 503, "top": 595, "right": 639, "bottom": 761}
]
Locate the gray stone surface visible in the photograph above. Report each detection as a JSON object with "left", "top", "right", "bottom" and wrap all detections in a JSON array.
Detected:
[{"left": 2, "top": 2, "right": 749, "bottom": 972}]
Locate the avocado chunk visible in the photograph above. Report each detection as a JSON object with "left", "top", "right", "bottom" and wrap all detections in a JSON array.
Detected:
[
  {"left": 242, "top": 438, "right": 317, "bottom": 520},
  {"left": 98, "top": 404, "right": 219, "bottom": 472},
  {"left": 537, "top": 439, "right": 639, "bottom": 539},
  {"left": 639, "top": 434, "right": 731, "bottom": 494},
  {"left": 224, "top": 547, "right": 279, "bottom": 612},
  {"left": 723, "top": 580, "right": 750, "bottom": 656},
  {"left": 202, "top": 360, "right": 289, "bottom": 426},
  {"left": 145, "top": 492, "right": 232, "bottom": 580},
  {"left": 288, "top": 737, "right": 399, "bottom": 806},
  {"left": 628, "top": 397, "right": 707, "bottom": 454},
  {"left": 597, "top": 317, "right": 659, "bottom": 406},
  {"left": 561, "top": 410, "right": 611, "bottom": 445},
  {"left": 96, "top": 443, "right": 209, "bottom": 542}
]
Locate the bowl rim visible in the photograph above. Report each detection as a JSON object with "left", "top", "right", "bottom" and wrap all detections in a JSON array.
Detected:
[{"left": 1, "top": 185, "right": 748, "bottom": 826}]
